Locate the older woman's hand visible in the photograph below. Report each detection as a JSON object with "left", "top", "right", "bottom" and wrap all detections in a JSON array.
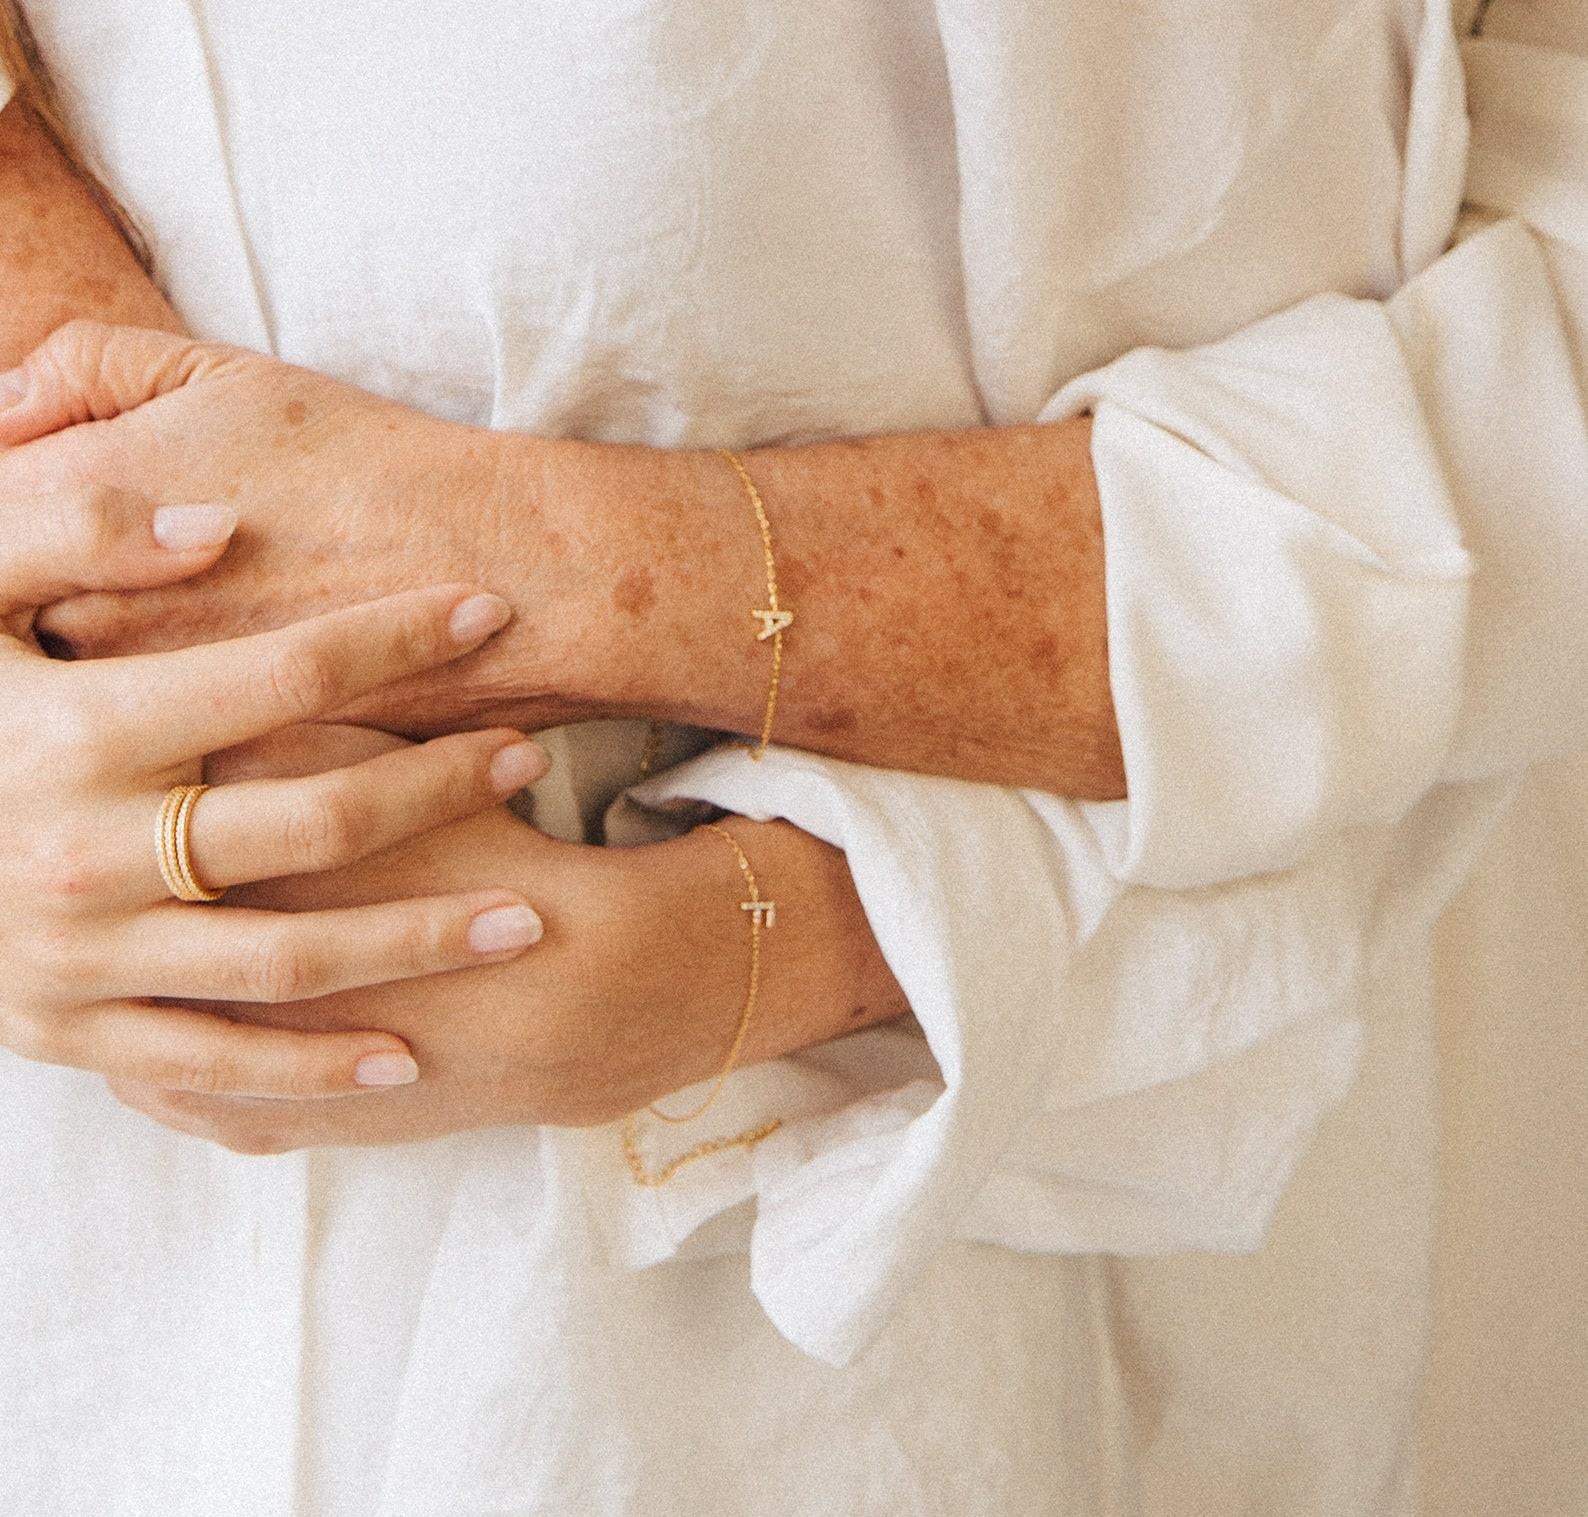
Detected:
[
  {"left": 0, "top": 318, "right": 587, "bottom": 737},
  {"left": 0, "top": 485, "right": 556, "bottom": 1098}
]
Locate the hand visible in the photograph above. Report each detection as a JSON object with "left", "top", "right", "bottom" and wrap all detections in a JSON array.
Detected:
[
  {"left": 105, "top": 726, "right": 740, "bottom": 1151},
  {"left": 106, "top": 727, "right": 910, "bottom": 1155},
  {"left": 0, "top": 484, "right": 555, "bottom": 1098},
  {"left": 0, "top": 320, "right": 588, "bottom": 735}
]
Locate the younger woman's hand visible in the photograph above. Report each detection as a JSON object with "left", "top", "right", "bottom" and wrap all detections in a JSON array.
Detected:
[
  {"left": 105, "top": 727, "right": 911, "bottom": 1157},
  {"left": 0, "top": 485, "right": 553, "bottom": 1099}
]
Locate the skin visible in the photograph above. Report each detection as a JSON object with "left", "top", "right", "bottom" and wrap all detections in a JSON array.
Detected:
[
  {"left": 0, "top": 501, "right": 562, "bottom": 1098},
  {"left": 0, "top": 99, "right": 913, "bottom": 1148},
  {"left": 0, "top": 90, "right": 1121, "bottom": 800},
  {"left": 109, "top": 725, "right": 911, "bottom": 1149},
  {"left": 18, "top": 338, "right": 1124, "bottom": 798}
]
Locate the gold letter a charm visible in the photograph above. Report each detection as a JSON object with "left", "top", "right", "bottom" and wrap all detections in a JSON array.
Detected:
[{"left": 752, "top": 608, "right": 794, "bottom": 641}]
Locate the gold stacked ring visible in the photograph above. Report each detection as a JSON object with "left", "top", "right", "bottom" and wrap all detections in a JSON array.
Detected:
[{"left": 156, "top": 784, "right": 225, "bottom": 903}]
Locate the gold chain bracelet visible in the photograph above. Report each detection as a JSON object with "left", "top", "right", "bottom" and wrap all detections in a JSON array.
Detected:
[
  {"left": 637, "top": 448, "right": 792, "bottom": 781},
  {"left": 620, "top": 822, "right": 785, "bottom": 1188},
  {"left": 720, "top": 447, "right": 793, "bottom": 761},
  {"left": 622, "top": 449, "right": 797, "bottom": 1185}
]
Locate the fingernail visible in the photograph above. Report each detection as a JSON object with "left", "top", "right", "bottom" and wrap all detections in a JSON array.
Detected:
[
  {"left": 489, "top": 740, "right": 549, "bottom": 796},
  {"left": 468, "top": 904, "right": 543, "bottom": 954},
  {"left": 152, "top": 503, "right": 239, "bottom": 550},
  {"left": 449, "top": 593, "right": 512, "bottom": 646},
  {"left": 0, "top": 367, "right": 25, "bottom": 409},
  {"left": 354, "top": 1051, "right": 419, "bottom": 1087}
]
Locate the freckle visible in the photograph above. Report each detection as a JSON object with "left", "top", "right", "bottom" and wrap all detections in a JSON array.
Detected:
[
  {"left": 543, "top": 530, "right": 565, "bottom": 553},
  {"left": 891, "top": 545, "right": 906, "bottom": 560},
  {"left": 913, "top": 477, "right": 937, "bottom": 507},
  {"left": 283, "top": 399, "right": 308, "bottom": 427},
  {"left": 865, "top": 486, "right": 885, "bottom": 510},
  {"left": 1028, "top": 633, "right": 1061, "bottom": 673},
  {"left": 1043, "top": 479, "right": 1079, "bottom": 520},
  {"left": 849, "top": 1004, "right": 868, "bottom": 1021},
  {"left": 611, "top": 565, "right": 657, "bottom": 619},
  {"left": 777, "top": 553, "right": 813, "bottom": 596},
  {"left": 76, "top": 274, "right": 115, "bottom": 306},
  {"left": 808, "top": 706, "right": 858, "bottom": 736}
]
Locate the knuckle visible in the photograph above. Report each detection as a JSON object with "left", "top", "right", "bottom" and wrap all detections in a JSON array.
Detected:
[
  {"left": 239, "top": 932, "right": 321, "bottom": 1004},
  {"left": 154, "top": 1050, "right": 240, "bottom": 1097},
  {"left": 0, "top": 1009, "right": 61, "bottom": 1066},
  {"left": 70, "top": 483, "right": 128, "bottom": 559},
  {"left": 43, "top": 318, "right": 111, "bottom": 380},
  {"left": 217, "top": 1127, "right": 292, "bottom": 1157},
  {"left": 33, "top": 681, "right": 117, "bottom": 779},
  {"left": 51, "top": 315, "right": 112, "bottom": 355},
  {"left": 262, "top": 644, "right": 338, "bottom": 721},
  {"left": 28, "top": 825, "right": 109, "bottom": 909},
  {"left": 393, "top": 607, "right": 443, "bottom": 673},
  {"left": 391, "top": 910, "right": 452, "bottom": 975},
  {"left": 283, "top": 785, "right": 361, "bottom": 872},
  {"left": 25, "top": 922, "right": 99, "bottom": 987}
]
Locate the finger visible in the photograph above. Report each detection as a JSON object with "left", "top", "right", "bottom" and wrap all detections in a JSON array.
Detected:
[
  {"left": 106, "top": 1079, "right": 303, "bottom": 1155},
  {"left": 86, "top": 583, "right": 514, "bottom": 768},
  {"left": 0, "top": 319, "right": 241, "bottom": 447},
  {"left": 0, "top": 486, "right": 236, "bottom": 618},
  {"left": 40, "top": 999, "right": 419, "bottom": 1099},
  {"left": 179, "top": 730, "right": 548, "bottom": 890},
  {"left": 120, "top": 890, "right": 545, "bottom": 1004}
]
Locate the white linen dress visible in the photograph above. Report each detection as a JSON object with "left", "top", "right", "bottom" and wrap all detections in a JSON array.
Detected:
[{"left": 0, "top": 1, "right": 1584, "bottom": 1512}]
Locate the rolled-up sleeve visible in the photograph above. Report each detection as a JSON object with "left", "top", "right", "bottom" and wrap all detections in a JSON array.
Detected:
[
  {"left": 1048, "top": 26, "right": 1588, "bottom": 888},
  {"left": 598, "top": 5, "right": 1588, "bottom": 1367}
]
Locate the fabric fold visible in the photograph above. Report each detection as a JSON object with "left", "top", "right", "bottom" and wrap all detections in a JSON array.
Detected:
[{"left": 628, "top": 747, "right": 1373, "bottom": 1364}]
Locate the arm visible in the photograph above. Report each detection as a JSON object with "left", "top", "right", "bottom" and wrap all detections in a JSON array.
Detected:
[
  {"left": 0, "top": 73, "right": 915, "bottom": 1128},
  {"left": 0, "top": 97, "right": 182, "bottom": 357},
  {"left": 109, "top": 724, "right": 911, "bottom": 1148},
  {"left": 12, "top": 340, "right": 1123, "bottom": 797},
  {"left": 524, "top": 421, "right": 1121, "bottom": 797}
]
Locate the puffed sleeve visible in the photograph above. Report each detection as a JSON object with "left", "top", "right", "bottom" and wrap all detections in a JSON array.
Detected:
[{"left": 593, "top": 2, "right": 1588, "bottom": 1367}]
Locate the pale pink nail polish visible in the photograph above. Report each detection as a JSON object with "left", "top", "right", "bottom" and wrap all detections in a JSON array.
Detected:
[
  {"left": 153, "top": 504, "right": 238, "bottom": 550},
  {"left": 468, "top": 905, "right": 543, "bottom": 954},
  {"left": 489, "top": 741, "right": 549, "bottom": 796},
  {"left": 354, "top": 1052, "right": 419, "bottom": 1087},
  {"left": 448, "top": 593, "right": 513, "bottom": 646}
]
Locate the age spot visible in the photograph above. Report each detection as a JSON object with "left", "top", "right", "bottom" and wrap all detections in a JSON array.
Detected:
[
  {"left": 808, "top": 706, "right": 858, "bottom": 736},
  {"left": 612, "top": 566, "right": 657, "bottom": 619},
  {"left": 283, "top": 399, "right": 309, "bottom": 427}
]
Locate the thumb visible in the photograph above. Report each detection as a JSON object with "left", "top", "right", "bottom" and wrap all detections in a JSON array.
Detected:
[{"left": 0, "top": 319, "right": 238, "bottom": 446}]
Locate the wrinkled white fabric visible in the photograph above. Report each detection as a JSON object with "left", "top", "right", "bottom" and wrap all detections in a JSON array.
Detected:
[{"left": 0, "top": 0, "right": 1583, "bottom": 1512}]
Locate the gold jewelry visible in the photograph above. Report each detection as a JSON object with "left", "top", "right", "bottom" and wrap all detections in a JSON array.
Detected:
[
  {"left": 156, "top": 784, "right": 224, "bottom": 903},
  {"left": 621, "top": 822, "right": 785, "bottom": 1187},
  {"left": 718, "top": 448, "right": 792, "bottom": 761}
]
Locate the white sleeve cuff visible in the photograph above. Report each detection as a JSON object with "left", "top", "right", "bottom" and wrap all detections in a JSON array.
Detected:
[
  {"left": 1043, "top": 292, "right": 1473, "bottom": 890},
  {"left": 610, "top": 745, "right": 1367, "bottom": 1365}
]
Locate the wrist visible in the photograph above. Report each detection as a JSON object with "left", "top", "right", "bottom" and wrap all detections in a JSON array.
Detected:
[
  {"left": 426, "top": 424, "right": 605, "bottom": 731},
  {"left": 532, "top": 436, "right": 775, "bottom": 731}
]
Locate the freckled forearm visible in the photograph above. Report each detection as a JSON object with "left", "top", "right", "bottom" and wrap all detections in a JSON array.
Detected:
[
  {"left": 0, "top": 99, "right": 182, "bottom": 366},
  {"left": 527, "top": 419, "right": 1124, "bottom": 799}
]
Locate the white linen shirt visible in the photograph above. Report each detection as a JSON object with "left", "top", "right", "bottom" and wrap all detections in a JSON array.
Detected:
[{"left": 0, "top": 1, "right": 1583, "bottom": 1513}]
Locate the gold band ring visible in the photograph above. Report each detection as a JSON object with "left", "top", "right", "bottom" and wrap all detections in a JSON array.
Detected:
[{"left": 156, "top": 784, "right": 225, "bottom": 903}]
